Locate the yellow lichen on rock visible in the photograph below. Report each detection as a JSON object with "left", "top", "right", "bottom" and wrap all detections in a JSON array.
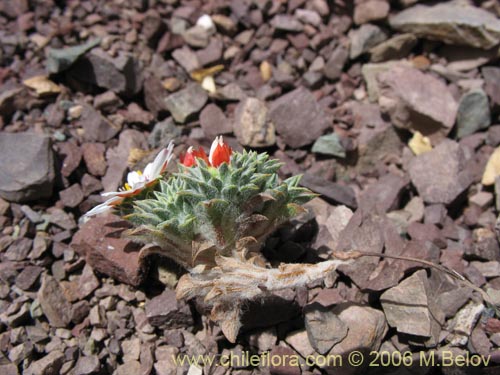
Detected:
[
  {"left": 482, "top": 146, "right": 500, "bottom": 186},
  {"left": 408, "top": 131, "right": 432, "bottom": 155}
]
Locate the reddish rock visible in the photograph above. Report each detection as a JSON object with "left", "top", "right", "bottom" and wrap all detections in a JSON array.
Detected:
[
  {"left": 408, "top": 140, "right": 474, "bottom": 205},
  {"left": 358, "top": 173, "right": 409, "bottom": 214},
  {"left": 482, "top": 67, "right": 500, "bottom": 107},
  {"left": 199, "top": 104, "right": 232, "bottom": 140},
  {"left": 143, "top": 75, "right": 168, "bottom": 116},
  {"left": 145, "top": 288, "right": 193, "bottom": 328},
  {"left": 38, "top": 275, "right": 72, "bottom": 328},
  {"left": 269, "top": 346, "right": 301, "bottom": 375},
  {"left": 81, "top": 174, "right": 103, "bottom": 196},
  {"left": 59, "top": 184, "right": 84, "bottom": 208},
  {"left": 268, "top": 87, "right": 332, "bottom": 148},
  {"left": 78, "top": 105, "right": 119, "bottom": 143},
  {"left": 407, "top": 222, "right": 447, "bottom": 248},
  {"left": 121, "top": 103, "right": 154, "bottom": 126},
  {"left": 354, "top": 0, "right": 390, "bottom": 25},
  {"left": 58, "top": 141, "right": 82, "bottom": 177},
  {"left": 81, "top": 143, "right": 107, "bottom": 177},
  {"left": 93, "top": 91, "right": 123, "bottom": 114},
  {"left": 71, "top": 214, "right": 147, "bottom": 286},
  {"left": 378, "top": 65, "right": 458, "bottom": 143}
]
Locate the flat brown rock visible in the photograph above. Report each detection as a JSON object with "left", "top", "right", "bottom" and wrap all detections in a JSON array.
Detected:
[{"left": 71, "top": 214, "right": 146, "bottom": 286}]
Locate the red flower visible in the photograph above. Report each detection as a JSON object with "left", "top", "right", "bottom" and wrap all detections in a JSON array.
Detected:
[
  {"left": 209, "top": 136, "right": 232, "bottom": 167},
  {"left": 181, "top": 136, "right": 232, "bottom": 168},
  {"left": 181, "top": 146, "right": 209, "bottom": 167}
]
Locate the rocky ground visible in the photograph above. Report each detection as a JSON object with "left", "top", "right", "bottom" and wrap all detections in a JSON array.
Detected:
[{"left": 2, "top": 0, "right": 500, "bottom": 374}]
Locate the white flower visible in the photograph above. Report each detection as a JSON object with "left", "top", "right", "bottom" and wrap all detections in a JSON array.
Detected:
[{"left": 84, "top": 141, "right": 174, "bottom": 217}]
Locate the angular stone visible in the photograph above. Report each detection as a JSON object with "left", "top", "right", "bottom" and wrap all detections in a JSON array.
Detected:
[
  {"left": 378, "top": 65, "right": 458, "bottom": 143},
  {"left": 165, "top": 83, "right": 208, "bottom": 123},
  {"left": 269, "top": 87, "right": 331, "bottom": 148},
  {"left": 472, "top": 195, "right": 494, "bottom": 214},
  {"left": 408, "top": 140, "right": 473, "bottom": 204},
  {"left": 234, "top": 97, "right": 275, "bottom": 147},
  {"left": 25, "top": 351, "right": 64, "bottom": 375},
  {"left": 352, "top": 104, "right": 404, "bottom": 174},
  {"left": 354, "top": 0, "right": 390, "bottom": 25},
  {"left": 0, "top": 132, "right": 55, "bottom": 202},
  {"left": 0, "top": 364, "right": 18, "bottom": 375},
  {"left": 58, "top": 141, "right": 82, "bottom": 178},
  {"left": 172, "top": 47, "right": 200, "bottom": 73},
  {"left": 46, "top": 38, "right": 101, "bottom": 73},
  {"left": 94, "top": 91, "right": 123, "bottom": 114},
  {"left": 77, "top": 264, "right": 100, "bottom": 300},
  {"left": 143, "top": 75, "right": 168, "bottom": 116},
  {"left": 381, "top": 270, "right": 445, "bottom": 338},
  {"left": 359, "top": 173, "right": 409, "bottom": 214},
  {"left": 471, "top": 261, "right": 500, "bottom": 278},
  {"left": 145, "top": 288, "right": 193, "bottom": 328},
  {"left": 5, "top": 238, "right": 32, "bottom": 261},
  {"left": 38, "top": 275, "right": 72, "bottom": 328},
  {"left": 349, "top": 24, "right": 387, "bottom": 59},
  {"left": 115, "top": 361, "right": 141, "bottom": 375},
  {"left": 437, "top": 287, "right": 473, "bottom": 319},
  {"left": 482, "top": 66, "right": 500, "bottom": 106},
  {"left": 59, "top": 184, "right": 84, "bottom": 208},
  {"left": 304, "top": 303, "right": 348, "bottom": 355},
  {"left": 300, "top": 173, "right": 356, "bottom": 208},
  {"left": 199, "top": 104, "right": 232, "bottom": 140},
  {"left": 407, "top": 222, "right": 446, "bottom": 248},
  {"left": 311, "top": 133, "right": 345, "bottom": 158},
  {"left": 268, "top": 346, "right": 301, "bottom": 375},
  {"left": 329, "top": 304, "right": 388, "bottom": 358},
  {"left": 285, "top": 329, "right": 315, "bottom": 358},
  {"left": 294, "top": 9, "right": 321, "bottom": 26},
  {"left": 78, "top": 105, "right": 119, "bottom": 142},
  {"left": 271, "top": 15, "right": 303, "bottom": 32},
  {"left": 81, "top": 143, "right": 107, "bottom": 177},
  {"left": 456, "top": 89, "right": 491, "bottom": 139},
  {"left": 362, "top": 60, "right": 412, "bottom": 102},
  {"left": 390, "top": 3, "right": 500, "bottom": 49},
  {"left": 467, "top": 228, "right": 500, "bottom": 261},
  {"left": 323, "top": 46, "right": 348, "bottom": 81},
  {"left": 370, "top": 33, "right": 418, "bottom": 63},
  {"left": 70, "top": 49, "right": 143, "bottom": 96},
  {"left": 122, "top": 337, "right": 141, "bottom": 362},
  {"left": 447, "top": 301, "right": 484, "bottom": 346},
  {"left": 148, "top": 118, "right": 181, "bottom": 149},
  {"left": 74, "top": 355, "right": 100, "bottom": 375},
  {"left": 15, "top": 265, "right": 43, "bottom": 290},
  {"left": 196, "top": 38, "right": 223, "bottom": 67},
  {"left": 182, "top": 26, "right": 211, "bottom": 48},
  {"left": 424, "top": 204, "right": 447, "bottom": 226},
  {"left": 404, "top": 196, "right": 425, "bottom": 223},
  {"left": 71, "top": 214, "right": 146, "bottom": 286}
]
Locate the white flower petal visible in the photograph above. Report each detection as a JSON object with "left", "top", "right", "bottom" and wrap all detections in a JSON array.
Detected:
[
  {"left": 209, "top": 136, "right": 222, "bottom": 166},
  {"left": 101, "top": 190, "right": 122, "bottom": 197},
  {"left": 143, "top": 163, "right": 154, "bottom": 180},
  {"left": 84, "top": 196, "right": 122, "bottom": 217},
  {"left": 127, "top": 171, "right": 145, "bottom": 188},
  {"left": 145, "top": 142, "right": 175, "bottom": 180}
]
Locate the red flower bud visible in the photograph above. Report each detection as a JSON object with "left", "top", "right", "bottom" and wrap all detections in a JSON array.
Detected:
[
  {"left": 209, "top": 136, "right": 232, "bottom": 167},
  {"left": 180, "top": 146, "right": 210, "bottom": 167}
]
